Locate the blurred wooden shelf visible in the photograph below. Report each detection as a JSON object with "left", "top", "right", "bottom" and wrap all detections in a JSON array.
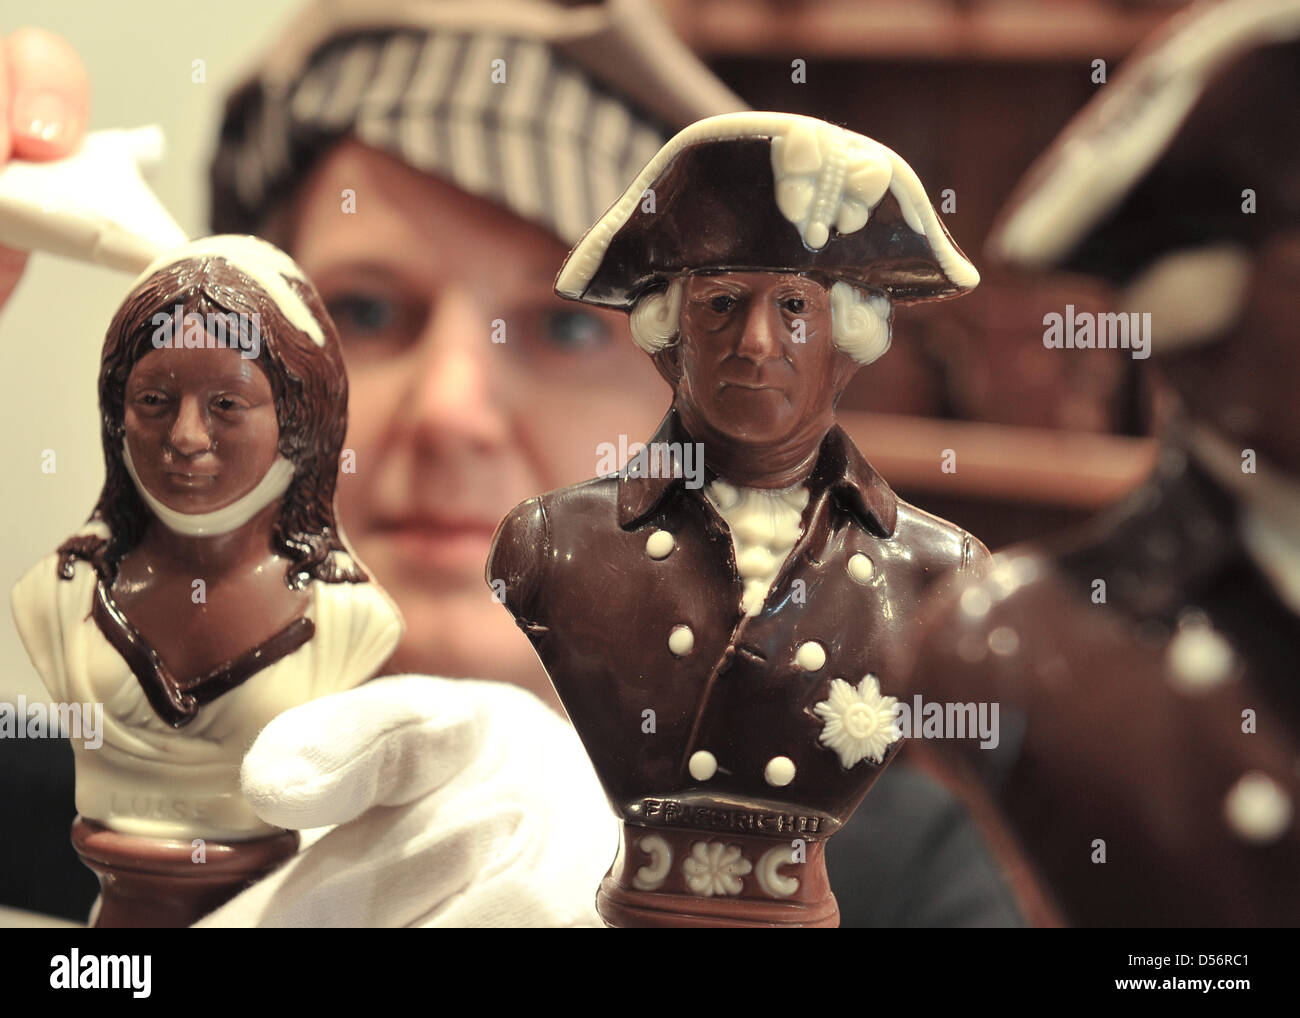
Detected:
[
  {"left": 839, "top": 411, "right": 1157, "bottom": 508},
  {"left": 661, "top": 0, "right": 1185, "bottom": 61}
]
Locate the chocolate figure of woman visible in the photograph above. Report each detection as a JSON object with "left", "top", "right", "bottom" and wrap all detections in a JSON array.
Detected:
[
  {"left": 11, "top": 236, "right": 402, "bottom": 927},
  {"left": 489, "top": 113, "right": 988, "bottom": 927}
]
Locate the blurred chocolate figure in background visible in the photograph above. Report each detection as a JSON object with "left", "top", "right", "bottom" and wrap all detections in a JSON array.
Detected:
[
  {"left": 907, "top": 0, "right": 1300, "bottom": 926},
  {"left": 3, "top": 0, "right": 1018, "bottom": 926}
]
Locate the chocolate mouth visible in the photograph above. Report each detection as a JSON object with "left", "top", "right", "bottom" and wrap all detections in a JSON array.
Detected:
[
  {"left": 717, "top": 380, "right": 790, "bottom": 408},
  {"left": 164, "top": 471, "right": 219, "bottom": 483}
]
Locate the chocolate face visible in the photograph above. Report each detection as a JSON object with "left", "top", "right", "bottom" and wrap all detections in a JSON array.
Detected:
[
  {"left": 124, "top": 344, "right": 280, "bottom": 514},
  {"left": 666, "top": 272, "right": 859, "bottom": 488},
  {"left": 62, "top": 247, "right": 366, "bottom": 589},
  {"left": 673, "top": 272, "right": 842, "bottom": 442}
]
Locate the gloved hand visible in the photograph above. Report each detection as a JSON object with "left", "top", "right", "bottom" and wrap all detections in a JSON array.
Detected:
[{"left": 194, "top": 675, "right": 616, "bottom": 927}]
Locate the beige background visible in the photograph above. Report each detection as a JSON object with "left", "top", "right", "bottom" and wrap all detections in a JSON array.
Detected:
[{"left": 1, "top": 1, "right": 302, "bottom": 702}]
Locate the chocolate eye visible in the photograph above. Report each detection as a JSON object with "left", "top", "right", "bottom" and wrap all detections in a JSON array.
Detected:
[
  {"left": 133, "top": 391, "right": 170, "bottom": 413},
  {"left": 710, "top": 295, "right": 737, "bottom": 314}
]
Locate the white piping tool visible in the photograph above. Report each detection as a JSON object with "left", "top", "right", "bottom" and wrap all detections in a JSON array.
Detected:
[{"left": 0, "top": 125, "right": 188, "bottom": 273}]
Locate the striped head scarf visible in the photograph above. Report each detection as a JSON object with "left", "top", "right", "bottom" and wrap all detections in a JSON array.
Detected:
[{"left": 209, "top": 0, "right": 743, "bottom": 245}]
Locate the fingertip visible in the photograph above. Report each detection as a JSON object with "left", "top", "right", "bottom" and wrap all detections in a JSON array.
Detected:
[
  {"left": 5, "top": 27, "right": 90, "bottom": 160},
  {"left": 0, "top": 244, "right": 31, "bottom": 312}
]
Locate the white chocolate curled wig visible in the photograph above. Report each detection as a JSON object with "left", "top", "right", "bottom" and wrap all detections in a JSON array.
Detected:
[{"left": 628, "top": 277, "right": 893, "bottom": 366}]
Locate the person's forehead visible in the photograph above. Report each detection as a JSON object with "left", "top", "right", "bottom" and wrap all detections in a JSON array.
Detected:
[{"left": 289, "top": 139, "right": 568, "bottom": 281}]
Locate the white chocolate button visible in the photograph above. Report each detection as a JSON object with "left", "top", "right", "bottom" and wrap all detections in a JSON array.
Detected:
[
  {"left": 847, "top": 553, "right": 874, "bottom": 584},
  {"left": 1166, "top": 625, "right": 1234, "bottom": 694},
  {"left": 689, "top": 750, "right": 717, "bottom": 781},
  {"left": 960, "top": 586, "right": 992, "bottom": 620},
  {"left": 1224, "top": 772, "right": 1292, "bottom": 844},
  {"left": 668, "top": 625, "right": 695, "bottom": 656},
  {"left": 645, "top": 530, "right": 675, "bottom": 559},
  {"left": 795, "top": 641, "right": 826, "bottom": 671},
  {"left": 988, "top": 626, "right": 1020, "bottom": 657},
  {"left": 764, "top": 756, "right": 796, "bottom": 787}
]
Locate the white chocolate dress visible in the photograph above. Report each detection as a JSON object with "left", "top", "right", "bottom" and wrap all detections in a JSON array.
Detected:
[{"left": 10, "top": 547, "right": 402, "bottom": 842}]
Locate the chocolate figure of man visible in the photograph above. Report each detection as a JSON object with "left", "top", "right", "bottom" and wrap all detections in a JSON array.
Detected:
[{"left": 489, "top": 113, "right": 988, "bottom": 927}]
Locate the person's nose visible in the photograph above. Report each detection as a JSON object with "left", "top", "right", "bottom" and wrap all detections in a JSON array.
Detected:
[
  {"left": 734, "top": 299, "right": 784, "bottom": 366},
  {"left": 168, "top": 395, "right": 213, "bottom": 456},
  {"left": 403, "top": 287, "right": 510, "bottom": 453}
]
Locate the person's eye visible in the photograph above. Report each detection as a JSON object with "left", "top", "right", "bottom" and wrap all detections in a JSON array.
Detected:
[
  {"left": 782, "top": 297, "right": 806, "bottom": 314},
  {"left": 326, "top": 294, "right": 402, "bottom": 338},
  {"left": 709, "top": 294, "right": 737, "bottom": 314},
  {"left": 535, "top": 309, "right": 612, "bottom": 352}
]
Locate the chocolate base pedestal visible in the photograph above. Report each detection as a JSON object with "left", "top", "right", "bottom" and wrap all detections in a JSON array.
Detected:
[
  {"left": 597, "top": 824, "right": 838, "bottom": 928},
  {"left": 71, "top": 817, "right": 298, "bottom": 928}
]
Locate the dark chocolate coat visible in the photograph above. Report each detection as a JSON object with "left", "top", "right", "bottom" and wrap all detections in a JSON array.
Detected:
[
  {"left": 489, "top": 409, "right": 988, "bottom": 835},
  {"left": 908, "top": 438, "right": 1300, "bottom": 926}
]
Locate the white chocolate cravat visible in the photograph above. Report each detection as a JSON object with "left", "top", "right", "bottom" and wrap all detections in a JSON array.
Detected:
[
  {"left": 123, "top": 442, "right": 295, "bottom": 539},
  {"left": 706, "top": 480, "right": 810, "bottom": 617}
]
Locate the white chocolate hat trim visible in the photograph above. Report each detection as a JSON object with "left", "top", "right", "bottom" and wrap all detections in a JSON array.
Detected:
[
  {"left": 556, "top": 111, "right": 979, "bottom": 300},
  {"left": 992, "top": 0, "right": 1300, "bottom": 269}
]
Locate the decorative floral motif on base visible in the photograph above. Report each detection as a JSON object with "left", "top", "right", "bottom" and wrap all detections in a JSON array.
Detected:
[
  {"left": 756, "top": 845, "right": 800, "bottom": 898},
  {"left": 682, "top": 841, "right": 753, "bottom": 897},
  {"left": 633, "top": 835, "right": 672, "bottom": 891},
  {"left": 814, "top": 674, "right": 900, "bottom": 768}
]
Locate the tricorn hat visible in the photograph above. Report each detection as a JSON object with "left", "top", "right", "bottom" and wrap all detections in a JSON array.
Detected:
[
  {"left": 556, "top": 111, "right": 979, "bottom": 309},
  {"left": 989, "top": 0, "right": 1300, "bottom": 283}
]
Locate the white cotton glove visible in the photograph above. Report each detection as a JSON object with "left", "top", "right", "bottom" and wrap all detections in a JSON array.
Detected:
[{"left": 194, "top": 675, "right": 617, "bottom": 928}]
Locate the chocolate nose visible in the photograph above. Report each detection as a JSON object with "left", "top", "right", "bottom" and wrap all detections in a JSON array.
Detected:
[
  {"left": 167, "top": 395, "right": 215, "bottom": 456},
  {"left": 734, "top": 300, "right": 783, "bottom": 366}
]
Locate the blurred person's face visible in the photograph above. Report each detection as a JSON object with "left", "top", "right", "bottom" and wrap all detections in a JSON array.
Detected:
[{"left": 286, "top": 140, "right": 666, "bottom": 705}]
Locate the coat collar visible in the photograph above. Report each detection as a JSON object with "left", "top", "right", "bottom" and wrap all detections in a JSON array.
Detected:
[{"left": 617, "top": 407, "right": 898, "bottom": 537}]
